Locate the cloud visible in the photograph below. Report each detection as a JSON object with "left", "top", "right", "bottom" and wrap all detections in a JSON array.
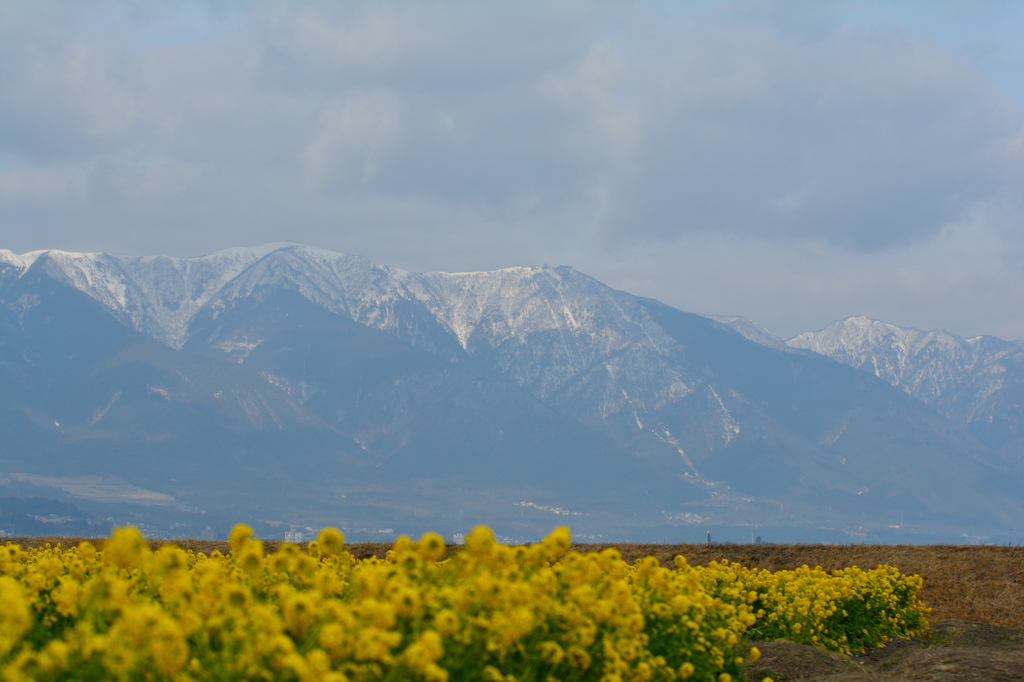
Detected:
[
  {"left": 260, "top": 5, "right": 415, "bottom": 69},
  {"left": 584, "top": 199, "right": 1024, "bottom": 340},
  {"left": 0, "top": 2, "right": 1021, "bottom": 338},
  {"left": 0, "top": 165, "right": 89, "bottom": 205},
  {"left": 87, "top": 156, "right": 210, "bottom": 202},
  {"left": 302, "top": 92, "right": 403, "bottom": 187},
  {"left": 564, "top": 19, "right": 1022, "bottom": 250},
  {"left": 542, "top": 37, "right": 641, "bottom": 167}
]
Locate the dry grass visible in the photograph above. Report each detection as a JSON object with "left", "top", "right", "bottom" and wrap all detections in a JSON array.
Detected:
[{"left": 8, "top": 538, "right": 1023, "bottom": 629}]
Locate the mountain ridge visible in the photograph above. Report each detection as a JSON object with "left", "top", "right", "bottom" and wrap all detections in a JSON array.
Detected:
[
  {"left": 786, "top": 316, "right": 1023, "bottom": 452},
  {"left": 2, "top": 244, "right": 1020, "bottom": 542}
]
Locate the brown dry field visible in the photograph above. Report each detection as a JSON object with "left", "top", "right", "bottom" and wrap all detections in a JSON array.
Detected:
[{"left": 6, "top": 538, "right": 1024, "bottom": 680}]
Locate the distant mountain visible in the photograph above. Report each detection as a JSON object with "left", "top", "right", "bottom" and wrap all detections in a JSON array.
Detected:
[
  {"left": 707, "top": 316, "right": 789, "bottom": 351},
  {"left": 0, "top": 497, "right": 105, "bottom": 537},
  {"left": 1, "top": 245, "right": 1020, "bottom": 542},
  {"left": 788, "top": 317, "right": 1024, "bottom": 454}
]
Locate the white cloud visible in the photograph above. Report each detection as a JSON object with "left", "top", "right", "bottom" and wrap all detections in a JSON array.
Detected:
[
  {"left": 87, "top": 156, "right": 210, "bottom": 202},
  {"left": 584, "top": 201, "right": 1024, "bottom": 340},
  {"left": 262, "top": 5, "right": 412, "bottom": 68},
  {"left": 542, "top": 37, "right": 641, "bottom": 166},
  {"left": 0, "top": 165, "right": 89, "bottom": 204},
  {"left": 302, "top": 92, "right": 403, "bottom": 187}
]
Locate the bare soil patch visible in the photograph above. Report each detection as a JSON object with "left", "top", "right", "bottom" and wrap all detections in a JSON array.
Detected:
[{"left": 747, "top": 620, "right": 1024, "bottom": 681}]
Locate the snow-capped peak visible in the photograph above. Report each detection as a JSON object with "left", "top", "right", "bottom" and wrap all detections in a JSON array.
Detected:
[
  {"left": 398, "top": 264, "right": 691, "bottom": 403},
  {"left": 3, "top": 244, "right": 694, "bottom": 412},
  {"left": 7, "top": 244, "right": 314, "bottom": 348},
  {"left": 405, "top": 264, "right": 667, "bottom": 353},
  {"left": 786, "top": 315, "right": 1023, "bottom": 441},
  {"left": 0, "top": 249, "right": 29, "bottom": 270},
  {"left": 787, "top": 317, "right": 972, "bottom": 391},
  {"left": 6, "top": 243, "right": 1020, "bottom": 455}
]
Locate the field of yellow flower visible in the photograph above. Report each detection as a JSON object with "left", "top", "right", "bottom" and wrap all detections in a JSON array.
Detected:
[{"left": 0, "top": 525, "right": 929, "bottom": 682}]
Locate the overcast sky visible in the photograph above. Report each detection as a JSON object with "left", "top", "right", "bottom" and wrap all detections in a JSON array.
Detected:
[{"left": 1, "top": 2, "right": 1022, "bottom": 339}]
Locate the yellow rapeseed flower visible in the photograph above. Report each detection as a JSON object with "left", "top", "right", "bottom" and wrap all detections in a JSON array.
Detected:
[{"left": 0, "top": 525, "right": 928, "bottom": 681}]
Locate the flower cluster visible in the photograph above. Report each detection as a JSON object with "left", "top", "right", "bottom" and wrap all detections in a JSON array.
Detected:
[
  {"left": 696, "top": 560, "right": 930, "bottom": 654},
  {"left": 0, "top": 526, "right": 927, "bottom": 681}
]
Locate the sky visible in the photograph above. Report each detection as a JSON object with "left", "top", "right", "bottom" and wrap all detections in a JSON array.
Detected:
[{"left": 1, "top": 2, "right": 1022, "bottom": 340}]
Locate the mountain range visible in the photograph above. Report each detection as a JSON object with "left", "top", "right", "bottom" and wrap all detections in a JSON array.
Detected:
[
  {"left": 1, "top": 243, "right": 1020, "bottom": 542},
  {"left": 787, "top": 318, "right": 1023, "bottom": 456}
]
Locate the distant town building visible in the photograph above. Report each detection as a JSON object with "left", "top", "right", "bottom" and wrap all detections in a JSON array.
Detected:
[
  {"left": 200, "top": 527, "right": 216, "bottom": 541},
  {"left": 453, "top": 533, "right": 465, "bottom": 545},
  {"left": 285, "top": 531, "right": 304, "bottom": 543}
]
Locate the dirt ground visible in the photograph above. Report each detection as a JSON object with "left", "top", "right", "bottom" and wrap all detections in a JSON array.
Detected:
[{"left": 747, "top": 620, "right": 1024, "bottom": 681}]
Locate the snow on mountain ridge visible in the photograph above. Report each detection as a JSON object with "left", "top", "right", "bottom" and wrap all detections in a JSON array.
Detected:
[
  {"left": 35, "top": 250, "right": 133, "bottom": 316},
  {"left": 1, "top": 244, "right": 794, "bottom": 437},
  {"left": 0, "top": 249, "right": 28, "bottom": 269},
  {"left": 787, "top": 316, "right": 980, "bottom": 399},
  {"left": 7, "top": 245, "right": 680, "bottom": 362},
  {"left": 17, "top": 243, "right": 1021, "bottom": 465},
  {"left": 6, "top": 244, "right": 309, "bottom": 348},
  {"left": 1, "top": 245, "right": 717, "bottom": 424},
  {"left": 181, "top": 248, "right": 700, "bottom": 430},
  {"left": 210, "top": 245, "right": 413, "bottom": 328},
  {"left": 413, "top": 266, "right": 684, "bottom": 352},
  {"left": 409, "top": 266, "right": 612, "bottom": 345},
  {"left": 402, "top": 265, "right": 694, "bottom": 414},
  {"left": 43, "top": 249, "right": 258, "bottom": 347},
  {"left": 786, "top": 316, "right": 1024, "bottom": 449}
]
